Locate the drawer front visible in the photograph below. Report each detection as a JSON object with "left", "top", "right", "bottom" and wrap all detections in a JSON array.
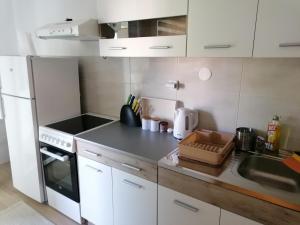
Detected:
[
  {"left": 76, "top": 140, "right": 157, "bottom": 182},
  {"left": 99, "top": 35, "right": 186, "bottom": 57},
  {"left": 158, "top": 185, "right": 220, "bottom": 225},
  {"left": 113, "top": 168, "right": 157, "bottom": 225}
]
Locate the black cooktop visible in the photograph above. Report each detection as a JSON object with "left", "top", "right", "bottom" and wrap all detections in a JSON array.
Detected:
[{"left": 47, "top": 114, "right": 113, "bottom": 135}]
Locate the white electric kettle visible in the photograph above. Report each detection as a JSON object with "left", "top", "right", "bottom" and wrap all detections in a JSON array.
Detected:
[{"left": 173, "top": 107, "right": 198, "bottom": 139}]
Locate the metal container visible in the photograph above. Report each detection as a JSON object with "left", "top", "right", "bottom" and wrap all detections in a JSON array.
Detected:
[{"left": 235, "top": 127, "right": 256, "bottom": 151}]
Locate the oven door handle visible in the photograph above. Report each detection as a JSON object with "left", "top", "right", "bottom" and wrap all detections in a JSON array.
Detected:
[{"left": 40, "top": 147, "right": 69, "bottom": 162}]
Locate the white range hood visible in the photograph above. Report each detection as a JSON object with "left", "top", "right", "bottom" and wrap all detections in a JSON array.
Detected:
[{"left": 35, "top": 19, "right": 100, "bottom": 41}]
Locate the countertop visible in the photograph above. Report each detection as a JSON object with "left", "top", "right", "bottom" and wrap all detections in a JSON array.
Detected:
[
  {"left": 75, "top": 121, "right": 179, "bottom": 164},
  {"left": 158, "top": 149, "right": 300, "bottom": 211}
]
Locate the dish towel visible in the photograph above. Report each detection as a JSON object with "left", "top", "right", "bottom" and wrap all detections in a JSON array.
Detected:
[{"left": 283, "top": 152, "right": 300, "bottom": 174}]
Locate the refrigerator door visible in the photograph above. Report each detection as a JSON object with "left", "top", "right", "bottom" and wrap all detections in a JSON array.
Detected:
[
  {"left": 2, "top": 95, "right": 44, "bottom": 202},
  {"left": 0, "top": 56, "right": 34, "bottom": 99}
]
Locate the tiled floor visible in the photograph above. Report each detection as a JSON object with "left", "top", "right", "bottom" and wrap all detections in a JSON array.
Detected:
[{"left": 0, "top": 163, "right": 79, "bottom": 225}]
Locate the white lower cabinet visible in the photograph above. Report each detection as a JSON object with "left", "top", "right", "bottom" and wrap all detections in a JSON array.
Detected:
[
  {"left": 78, "top": 156, "right": 113, "bottom": 225},
  {"left": 158, "top": 185, "right": 220, "bottom": 225},
  {"left": 112, "top": 168, "right": 157, "bottom": 225},
  {"left": 220, "top": 210, "right": 263, "bottom": 225}
]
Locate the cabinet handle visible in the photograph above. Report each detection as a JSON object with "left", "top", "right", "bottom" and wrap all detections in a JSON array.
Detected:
[
  {"left": 204, "top": 44, "right": 232, "bottom": 49},
  {"left": 84, "top": 150, "right": 101, "bottom": 158},
  {"left": 86, "top": 165, "right": 102, "bottom": 173},
  {"left": 279, "top": 43, "right": 300, "bottom": 47},
  {"left": 121, "top": 163, "right": 142, "bottom": 172},
  {"left": 123, "top": 179, "right": 143, "bottom": 189},
  {"left": 149, "top": 45, "right": 172, "bottom": 49},
  {"left": 109, "top": 47, "right": 127, "bottom": 50},
  {"left": 174, "top": 200, "right": 199, "bottom": 213}
]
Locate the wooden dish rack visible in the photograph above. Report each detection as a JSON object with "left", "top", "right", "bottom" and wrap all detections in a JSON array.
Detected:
[{"left": 178, "top": 129, "right": 235, "bottom": 166}]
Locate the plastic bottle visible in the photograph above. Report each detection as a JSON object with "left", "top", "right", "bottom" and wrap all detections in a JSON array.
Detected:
[{"left": 266, "top": 115, "right": 281, "bottom": 152}]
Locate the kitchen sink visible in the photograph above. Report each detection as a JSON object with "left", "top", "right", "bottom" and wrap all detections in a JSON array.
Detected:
[{"left": 237, "top": 155, "right": 300, "bottom": 193}]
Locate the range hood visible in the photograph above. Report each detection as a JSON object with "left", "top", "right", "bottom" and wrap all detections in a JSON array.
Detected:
[{"left": 35, "top": 19, "right": 100, "bottom": 41}]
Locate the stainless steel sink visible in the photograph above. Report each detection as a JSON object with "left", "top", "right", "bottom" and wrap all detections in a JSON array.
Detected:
[{"left": 238, "top": 155, "right": 300, "bottom": 192}]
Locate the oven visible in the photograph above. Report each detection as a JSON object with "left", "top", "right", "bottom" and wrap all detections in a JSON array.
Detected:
[{"left": 40, "top": 143, "right": 79, "bottom": 203}]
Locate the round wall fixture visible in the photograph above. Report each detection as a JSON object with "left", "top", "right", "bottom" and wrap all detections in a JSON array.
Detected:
[{"left": 198, "top": 67, "right": 212, "bottom": 81}]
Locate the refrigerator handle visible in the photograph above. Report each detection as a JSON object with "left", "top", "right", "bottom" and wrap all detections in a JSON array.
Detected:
[{"left": 0, "top": 97, "right": 5, "bottom": 120}]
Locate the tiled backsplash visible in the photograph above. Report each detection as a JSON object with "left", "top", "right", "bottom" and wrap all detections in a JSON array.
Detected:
[{"left": 79, "top": 57, "right": 300, "bottom": 151}]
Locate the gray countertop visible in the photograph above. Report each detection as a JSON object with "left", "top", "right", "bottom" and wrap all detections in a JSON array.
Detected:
[{"left": 75, "top": 121, "right": 179, "bottom": 163}]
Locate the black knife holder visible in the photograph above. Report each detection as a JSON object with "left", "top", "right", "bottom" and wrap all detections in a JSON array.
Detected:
[{"left": 120, "top": 105, "right": 141, "bottom": 127}]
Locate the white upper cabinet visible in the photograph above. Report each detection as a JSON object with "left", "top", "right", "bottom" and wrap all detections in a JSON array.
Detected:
[
  {"left": 187, "top": 0, "right": 258, "bottom": 57},
  {"left": 254, "top": 0, "right": 300, "bottom": 57},
  {"left": 97, "top": 0, "right": 188, "bottom": 23},
  {"left": 100, "top": 35, "right": 186, "bottom": 57},
  {"left": 221, "top": 210, "right": 263, "bottom": 225}
]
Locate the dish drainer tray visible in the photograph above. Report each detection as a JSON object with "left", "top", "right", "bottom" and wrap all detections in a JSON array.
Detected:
[{"left": 178, "top": 129, "right": 235, "bottom": 166}]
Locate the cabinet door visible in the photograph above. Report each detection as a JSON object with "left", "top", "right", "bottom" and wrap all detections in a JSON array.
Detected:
[
  {"left": 78, "top": 156, "right": 113, "bottom": 225},
  {"left": 98, "top": 0, "right": 188, "bottom": 23},
  {"left": 221, "top": 210, "right": 263, "bottom": 225},
  {"left": 187, "top": 0, "right": 258, "bottom": 57},
  {"left": 254, "top": 0, "right": 300, "bottom": 57},
  {"left": 100, "top": 35, "right": 186, "bottom": 57},
  {"left": 112, "top": 168, "right": 157, "bottom": 225},
  {"left": 158, "top": 185, "right": 220, "bottom": 225}
]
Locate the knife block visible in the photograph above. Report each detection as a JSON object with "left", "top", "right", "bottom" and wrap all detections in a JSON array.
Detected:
[{"left": 120, "top": 105, "right": 141, "bottom": 127}]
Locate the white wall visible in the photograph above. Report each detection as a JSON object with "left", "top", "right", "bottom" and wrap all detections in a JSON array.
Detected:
[
  {"left": 11, "top": 0, "right": 99, "bottom": 56},
  {"left": 0, "top": 0, "right": 18, "bottom": 164},
  {"left": 80, "top": 57, "right": 300, "bottom": 151}
]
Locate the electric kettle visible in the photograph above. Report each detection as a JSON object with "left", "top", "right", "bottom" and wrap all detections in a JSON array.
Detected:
[{"left": 173, "top": 107, "right": 198, "bottom": 139}]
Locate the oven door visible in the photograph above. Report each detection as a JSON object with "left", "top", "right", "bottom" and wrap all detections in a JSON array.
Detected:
[{"left": 40, "top": 144, "right": 79, "bottom": 203}]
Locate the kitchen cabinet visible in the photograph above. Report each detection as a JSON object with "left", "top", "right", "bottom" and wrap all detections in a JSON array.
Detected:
[
  {"left": 97, "top": 0, "right": 188, "bottom": 23},
  {"left": 78, "top": 156, "right": 113, "bottom": 225},
  {"left": 158, "top": 185, "right": 220, "bottom": 225},
  {"left": 254, "top": 0, "right": 300, "bottom": 57},
  {"left": 187, "top": 0, "right": 258, "bottom": 57},
  {"left": 221, "top": 209, "right": 263, "bottom": 225},
  {"left": 113, "top": 168, "right": 157, "bottom": 225},
  {"left": 100, "top": 35, "right": 186, "bottom": 57}
]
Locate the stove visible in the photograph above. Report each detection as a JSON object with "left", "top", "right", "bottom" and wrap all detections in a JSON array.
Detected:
[
  {"left": 39, "top": 114, "right": 113, "bottom": 153},
  {"left": 38, "top": 114, "right": 114, "bottom": 223}
]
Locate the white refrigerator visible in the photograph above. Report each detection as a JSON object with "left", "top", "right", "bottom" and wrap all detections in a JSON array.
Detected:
[{"left": 0, "top": 56, "right": 81, "bottom": 203}]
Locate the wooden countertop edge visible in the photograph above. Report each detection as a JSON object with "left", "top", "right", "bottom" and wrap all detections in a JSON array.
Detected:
[{"left": 214, "top": 180, "right": 300, "bottom": 212}]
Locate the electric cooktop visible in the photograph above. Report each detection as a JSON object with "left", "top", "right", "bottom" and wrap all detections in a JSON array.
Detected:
[
  {"left": 39, "top": 114, "right": 114, "bottom": 153},
  {"left": 47, "top": 114, "right": 113, "bottom": 135}
]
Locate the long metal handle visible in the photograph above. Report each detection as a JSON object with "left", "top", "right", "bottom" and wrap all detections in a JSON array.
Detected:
[
  {"left": 40, "top": 147, "right": 69, "bottom": 162},
  {"left": 174, "top": 200, "right": 199, "bottom": 212},
  {"left": 204, "top": 44, "right": 232, "bottom": 49},
  {"left": 0, "top": 97, "right": 5, "bottom": 120},
  {"left": 121, "top": 163, "right": 142, "bottom": 172},
  {"left": 123, "top": 179, "right": 143, "bottom": 189},
  {"left": 85, "top": 165, "right": 102, "bottom": 173},
  {"left": 149, "top": 45, "right": 172, "bottom": 49},
  {"left": 84, "top": 150, "right": 101, "bottom": 158},
  {"left": 279, "top": 43, "right": 300, "bottom": 47},
  {"left": 109, "top": 47, "right": 127, "bottom": 50}
]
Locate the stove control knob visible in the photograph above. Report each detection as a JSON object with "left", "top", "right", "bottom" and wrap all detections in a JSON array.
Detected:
[
  {"left": 66, "top": 143, "right": 71, "bottom": 148},
  {"left": 61, "top": 141, "right": 65, "bottom": 147}
]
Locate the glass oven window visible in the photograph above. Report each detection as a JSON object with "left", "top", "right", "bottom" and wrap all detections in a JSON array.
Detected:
[{"left": 41, "top": 144, "right": 79, "bottom": 202}]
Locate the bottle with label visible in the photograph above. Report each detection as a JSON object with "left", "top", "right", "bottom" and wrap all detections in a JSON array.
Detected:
[{"left": 266, "top": 115, "right": 281, "bottom": 152}]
